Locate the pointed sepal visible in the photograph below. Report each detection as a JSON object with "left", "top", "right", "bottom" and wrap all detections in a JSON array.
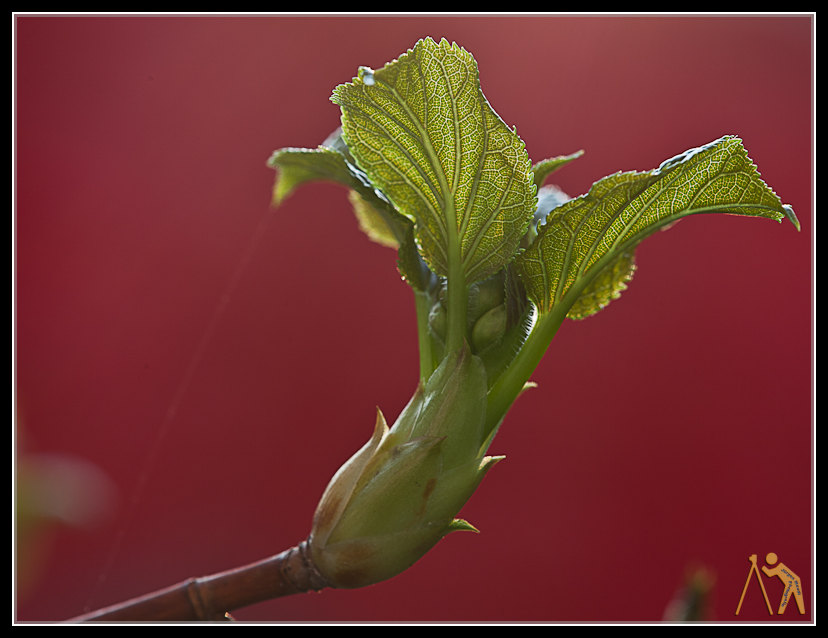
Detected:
[{"left": 446, "top": 518, "right": 480, "bottom": 534}]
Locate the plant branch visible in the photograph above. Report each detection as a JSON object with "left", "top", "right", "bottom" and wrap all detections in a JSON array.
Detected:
[{"left": 67, "top": 540, "right": 328, "bottom": 622}]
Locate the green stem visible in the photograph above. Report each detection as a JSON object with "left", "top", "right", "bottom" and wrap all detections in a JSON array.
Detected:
[
  {"left": 443, "top": 200, "right": 468, "bottom": 354},
  {"left": 484, "top": 304, "right": 567, "bottom": 436},
  {"left": 413, "top": 289, "right": 435, "bottom": 380},
  {"left": 445, "top": 261, "right": 467, "bottom": 354},
  {"left": 485, "top": 249, "right": 631, "bottom": 435}
]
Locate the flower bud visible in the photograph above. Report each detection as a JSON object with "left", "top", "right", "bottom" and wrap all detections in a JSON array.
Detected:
[{"left": 308, "top": 346, "right": 502, "bottom": 589}]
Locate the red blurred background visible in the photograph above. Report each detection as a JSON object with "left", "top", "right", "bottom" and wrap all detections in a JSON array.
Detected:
[{"left": 14, "top": 15, "right": 813, "bottom": 623}]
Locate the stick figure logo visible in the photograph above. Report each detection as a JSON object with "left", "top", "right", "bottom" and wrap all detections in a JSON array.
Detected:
[{"left": 735, "top": 552, "right": 805, "bottom": 616}]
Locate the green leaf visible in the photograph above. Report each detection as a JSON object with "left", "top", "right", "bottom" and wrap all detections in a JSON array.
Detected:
[
  {"left": 532, "top": 150, "right": 584, "bottom": 189},
  {"left": 330, "top": 37, "right": 537, "bottom": 284},
  {"left": 268, "top": 131, "right": 411, "bottom": 242},
  {"left": 347, "top": 190, "right": 401, "bottom": 249},
  {"left": 566, "top": 249, "right": 636, "bottom": 320},
  {"left": 267, "top": 145, "right": 357, "bottom": 206},
  {"left": 396, "top": 222, "right": 435, "bottom": 292},
  {"left": 268, "top": 137, "right": 435, "bottom": 290},
  {"left": 515, "top": 135, "right": 799, "bottom": 316}
]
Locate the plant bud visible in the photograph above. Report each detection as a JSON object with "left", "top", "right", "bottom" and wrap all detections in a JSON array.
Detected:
[
  {"left": 427, "top": 301, "right": 447, "bottom": 344},
  {"left": 466, "top": 273, "right": 506, "bottom": 328},
  {"left": 308, "top": 346, "right": 502, "bottom": 589},
  {"left": 471, "top": 304, "right": 508, "bottom": 353}
]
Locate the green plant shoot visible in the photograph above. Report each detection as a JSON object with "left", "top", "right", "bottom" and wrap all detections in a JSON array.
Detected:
[{"left": 267, "top": 37, "right": 799, "bottom": 590}]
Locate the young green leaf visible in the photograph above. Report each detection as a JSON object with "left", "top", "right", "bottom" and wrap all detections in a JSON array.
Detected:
[
  {"left": 267, "top": 145, "right": 351, "bottom": 207},
  {"left": 268, "top": 139, "right": 434, "bottom": 291},
  {"left": 330, "top": 37, "right": 537, "bottom": 284},
  {"left": 566, "top": 249, "right": 636, "bottom": 320},
  {"left": 347, "top": 190, "right": 401, "bottom": 249},
  {"left": 515, "top": 135, "right": 799, "bottom": 318},
  {"left": 267, "top": 143, "right": 409, "bottom": 242},
  {"left": 532, "top": 150, "right": 584, "bottom": 189}
]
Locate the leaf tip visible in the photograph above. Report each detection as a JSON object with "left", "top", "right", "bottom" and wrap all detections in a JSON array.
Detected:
[
  {"left": 447, "top": 518, "right": 480, "bottom": 534},
  {"left": 519, "top": 381, "right": 538, "bottom": 397},
  {"left": 269, "top": 175, "right": 288, "bottom": 208},
  {"left": 782, "top": 204, "right": 801, "bottom": 231},
  {"left": 480, "top": 454, "right": 506, "bottom": 474}
]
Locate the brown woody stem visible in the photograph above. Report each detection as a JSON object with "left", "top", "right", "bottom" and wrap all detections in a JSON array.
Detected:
[{"left": 67, "top": 540, "right": 328, "bottom": 622}]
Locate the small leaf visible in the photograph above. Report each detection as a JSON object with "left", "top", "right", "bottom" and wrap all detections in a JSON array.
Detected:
[
  {"left": 268, "top": 139, "right": 433, "bottom": 289},
  {"left": 268, "top": 134, "right": 411, "bottom": 241},
  {"left": 348, "top": 190, "right": 400, "bottom": 249},
  {"left": 532, "top": 150, "right": 584, "bottom": 189},
  {"left": 515, "top": 136, "right": 799, "bottom": 316},
  {"left": 331, "top": 37, "right": 537, "bottom": 283},
  {"left": 267, "top": 145, "right": 358, "bottom": 206}
]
